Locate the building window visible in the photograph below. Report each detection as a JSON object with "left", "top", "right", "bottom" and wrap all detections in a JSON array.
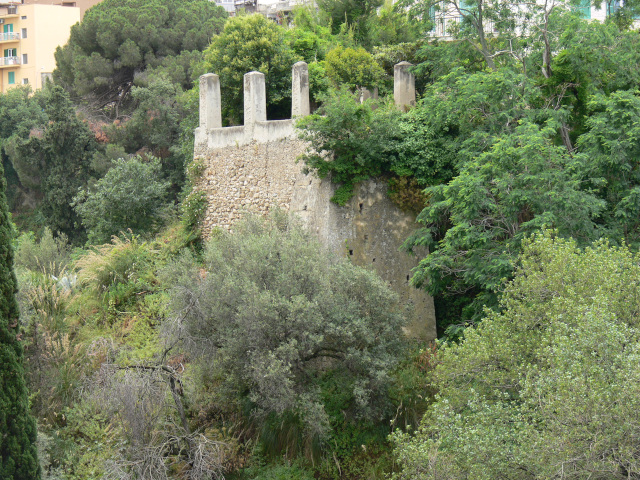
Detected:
[
  {"left": 20, "top": 15, "right": 26, "bottom": 20},
  {"left": 21, "top": 28, "right": 26, "bottom": 39},
  {"left": 21, "top": 54, "right": 26, "bottom": 64},
  {"left": 22, "top": 78, "right": 28, "bottom": 84},
  {"left": 4, "top": 48, "right": 17, "bottom": 58},
  {"left": 8, "top": 71, "right": 15, "bottom": 84},
  {"left": 607, "top": 0, "right": 621, "bottom": 16},
  {"left": 576, "top": 0, "right": 591, "bottom": 18}
]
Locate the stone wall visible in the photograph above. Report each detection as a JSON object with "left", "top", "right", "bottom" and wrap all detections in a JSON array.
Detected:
[
  {"left": 194, "top": 62, "right": 437, "bottom": 341},
  {"left": 194, "top": 138, "right": 308, "bottom": 231}
]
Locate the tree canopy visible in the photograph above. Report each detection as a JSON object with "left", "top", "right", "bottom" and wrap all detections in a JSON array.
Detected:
[
  {"left": 3, "top": 85, "right": 96, "bottom": 242},
  {"left": 53, "top": 0, "right": 227, "bottom": 116},
  {"left": 0, "top": 160, "right": 40, "bottom": 479},
  {"left": 201, "top": 14, "right": 301, "bottom": 123},
  {"left": 392, "top": 233, "right": 640, "bottom": 479},
  {"left": 73, "top": 155, "right": 171, "bottom": 244}
]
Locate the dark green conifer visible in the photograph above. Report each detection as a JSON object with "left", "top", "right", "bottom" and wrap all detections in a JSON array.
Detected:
[{"left": 0, "top": 162, "right": 40, "bottom": 479}]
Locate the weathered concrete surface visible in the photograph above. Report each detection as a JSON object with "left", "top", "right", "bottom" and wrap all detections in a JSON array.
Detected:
[
  {"left": 290, "top": 174, "right": 436, "bottom": 340},
  {"left": 292, "top": 61, "right": 310, "bottom": 117},
  {"left": 199, "top": 74, "right": 222, "bottom": 130},
  {"left": 394, "top": 61, "right": 416, "bottom": 110}
]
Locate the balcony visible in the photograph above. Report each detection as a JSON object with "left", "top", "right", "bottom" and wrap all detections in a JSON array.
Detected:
[
  {"left": 0, "top": 7, "right": 18, "bottom": 18},
  {"left": 0, "top": 55, "right": 20, "bottom": 67},
  {"left": 0, "top": 31, "right": 19, "bottom": 42}
]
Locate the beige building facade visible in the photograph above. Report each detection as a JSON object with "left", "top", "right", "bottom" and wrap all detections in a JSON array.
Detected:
[
  {"left": 0, "top": 2, "right": 79, "bottom": 93},
  {"left": 21, "top": 0, "right": 101, "bottom": 19}
]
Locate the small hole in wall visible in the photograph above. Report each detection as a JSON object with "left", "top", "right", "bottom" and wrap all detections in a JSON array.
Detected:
[
  {"left": 406, "top": 275, "right": 410, "bottom": 282},
  {"left": 364, "top": 234, "right": 368, "bottom": 240},
  {"left": 349, "top": 249, "right": 354, "bottom": 256},
  {"left": 309, "top": 180, "right": 313, "bottom": 185},
  {"left": 372, "top": 258, "right": 376, "bottom": 262},
  {"left": 303, "top": 205, "right": 307, "bottom": 211},
  {"left": 359, "top": 203, "right": 363, "bottom": 213}
]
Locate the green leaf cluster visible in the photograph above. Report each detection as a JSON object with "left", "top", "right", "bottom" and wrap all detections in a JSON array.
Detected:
[
  {"left": 73, "top": 156, "right": 171, "bottom": 244},
  {"left": 297, "top": 90, "right": 403, "bottom": 205},
  {"left": 165, "top": 213, "right": 406, "bottom": 441},
  {"left": 53, "top": 0, "right": 227, "bottom": 113},
  {"left": 0, "top": 153, "right": 40, "bottom": 479},
  {"left": 393, "top": 233, "right": 640, "bottom": 479},
  {"left": 325, "top": 46, "right": 386, "bottom": 91},
  {"left": 3, "top": 85, "right": 96, "bottom": 242}
]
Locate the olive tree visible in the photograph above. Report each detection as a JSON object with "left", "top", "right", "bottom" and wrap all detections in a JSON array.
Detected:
[{"left": 164, "top": 213, "right": 406, "bottom": 440}]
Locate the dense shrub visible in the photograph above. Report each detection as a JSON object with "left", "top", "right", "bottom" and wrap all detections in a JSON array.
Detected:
[
  {"left": 73, "top": 156, "right": 171, "bottom": 244},
  {"left": 165, "top": 213, "right": 407, "bottom": 445}
]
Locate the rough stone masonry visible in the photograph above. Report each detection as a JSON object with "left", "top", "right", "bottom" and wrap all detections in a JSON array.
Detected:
[{"left": 194, "top": 61, "right": 437, "bottom": 340}]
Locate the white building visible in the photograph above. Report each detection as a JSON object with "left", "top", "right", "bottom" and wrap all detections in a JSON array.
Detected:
[
  {"left": 214, "top": 0, "right": 311, "bottom": 22},
  {"left": 428, "top": 0, "right": 628, "bottom": 39}
]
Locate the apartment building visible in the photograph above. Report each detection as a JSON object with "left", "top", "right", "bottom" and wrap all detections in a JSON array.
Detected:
[
  {"left": 21, "top": 0, "right": 101, "bottom": 20},
  {"left": 0, "top": 2, "right": 79, "bottom": 93}
]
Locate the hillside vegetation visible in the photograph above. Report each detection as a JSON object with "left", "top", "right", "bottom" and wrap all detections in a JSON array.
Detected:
[{"left": 2, "top": 0, "right": 640, "bottom": 478}]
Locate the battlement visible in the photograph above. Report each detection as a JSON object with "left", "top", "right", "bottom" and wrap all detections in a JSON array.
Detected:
[
  {"left": 194, "top": 61, "right": 416, "bottom": 149},
  {"left": 192, "top": 60, "right": 435, "bottom": 340}
]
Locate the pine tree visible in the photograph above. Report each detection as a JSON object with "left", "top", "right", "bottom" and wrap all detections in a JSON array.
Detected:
[{"left": 0, "top": 162, "right": 40, "bottom": 478}]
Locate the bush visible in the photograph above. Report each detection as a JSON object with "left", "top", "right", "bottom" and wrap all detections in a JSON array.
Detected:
[
  {"left": 297, "top": 90, "right": 402, "bottom": 204},
  {"left": 392, "top": 232, "right": 640, "bottom": 479},
  {"left": 165, "top": 212, "right": 407, "bottom": 445},
  {"left": 324, "top": 46, "right": 385, "bottom": 91},
  {"left": 15, "top": 227, "right": 71, "bottom": 277},
  {"left": 73, "top": 156, "right": 171, "bottom": 244},
  {"left": 75, "top": 234, "right": 156, "bottom": 304}
]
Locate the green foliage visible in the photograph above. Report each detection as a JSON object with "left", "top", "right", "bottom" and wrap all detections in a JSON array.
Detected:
[
  {"left": 409, "top": 120, "right": 603, "bottom": 320},
  {"left": 166, "top": 212, "right": 406, "bottom": 442},
  {"left": 4, "top": 85, "right": 97, "bottom": 242},
  {"left": 0, "top": 153, "right": 40, "bottom": 478},
  {"left": 392, "top": 232, "right": 640, "bottom": 479},
  {"left": 298, "top": 90, "right": 402, "bottom": 204},
  {"left": 75, "top": 234, "right": 155, "bottom": 302},
  {"left": 107, "top": 76, "right": 190, "bottom": 193},
  {"left": 284, "top": 10, "right": 333, "bottom": 63},
  {"left": 53, "top": 0, "right": 227, "bottom": 115},
  {"left": 239, "top": 460, "right": 315, "bottom": 480},
  {"left": 48, "top": 400, "right": 118, "bottom": 478},
  {"left": 89, "top": 143, "right": 127, "bottom": 178},
  {"left": 364, "top": 1, "right": 420, "bottom": 47},
  {"left": 577, "top": 89, "right": 640, "bottom": 245},
  {"left": 73, "top": 156, "right": 171, "bottom": 244},
  {"left": 316, "top": 0, "right": 384, "bottom": 44},
  {"left": 202, "top": 14, "right": 302, "bottom": 123},
  {"left": 180, "top": 189, "right": 208, "bottom": 232},
  {"left": 372, "top": 42, "right": 422, "bottom": 77},
  {"left": 14, "top": 228, "right": 71, "bottom": 277},
  {"left": 307, "top": 61, "right": 331, "bottom": 105},
  {"left": 17, "top": 270, "right": 85, "bottom": 424},
  {"left": 324, "top": 46, "right": 386, "bottom": 90}
]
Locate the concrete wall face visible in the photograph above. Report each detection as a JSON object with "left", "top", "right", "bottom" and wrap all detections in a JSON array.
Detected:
[{"left": 195, "top": 62, "right": 437, "bottom": 341}]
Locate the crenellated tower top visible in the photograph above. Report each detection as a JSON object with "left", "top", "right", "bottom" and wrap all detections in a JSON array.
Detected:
[{"left": 195, "top": 61, "right": 416, "bottom": 150}]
